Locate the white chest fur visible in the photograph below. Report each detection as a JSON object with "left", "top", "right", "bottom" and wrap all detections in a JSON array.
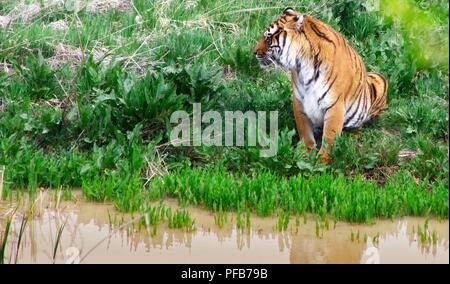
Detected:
[{"left": 292, "top": 62, "right": 329, "bottom": 128}]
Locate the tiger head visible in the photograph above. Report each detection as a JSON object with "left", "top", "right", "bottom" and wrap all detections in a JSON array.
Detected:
[{"left": 253, "top": 8, "right": 306, "bottom": 68}]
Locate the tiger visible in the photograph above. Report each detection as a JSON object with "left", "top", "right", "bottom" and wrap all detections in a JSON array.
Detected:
[{"left": 253, "top": 8, "right": 388, "bottom": 163}]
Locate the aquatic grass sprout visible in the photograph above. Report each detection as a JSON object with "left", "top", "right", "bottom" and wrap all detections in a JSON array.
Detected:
[
  {"left": 138, "top": 203, "right": 195, "bottom": 235},
  {"left": 0, "top": 216, "right": 12, "bottom": 264},
  {"left": 214, "top": 210, "right": 228, "bottom": 229},
  {"left": 52, "top": 221, "right": 66, "bottom": 264},
  {"left": 150, "top": 168, "right": 448, "bottom": 223},
  {"left": 277, "top": 210, "right": 289, "bottom": 232}
]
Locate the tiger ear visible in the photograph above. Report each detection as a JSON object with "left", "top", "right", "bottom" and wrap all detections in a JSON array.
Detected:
[
  {"left": 294, "top": 14, "right": 305, "bottom": 31},
  {"left": 283, "top": 7, "right": 295, "bottom": 15}
]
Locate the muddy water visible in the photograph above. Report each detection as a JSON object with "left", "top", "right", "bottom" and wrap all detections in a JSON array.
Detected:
[{"left": 0, "top": 190, "right": 448, "bottom": 264}]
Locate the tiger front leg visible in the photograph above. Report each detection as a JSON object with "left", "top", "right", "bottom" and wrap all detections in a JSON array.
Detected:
[
  {"left": 319, "top": 103, "right": 345, "bottom": 164},
  {"left": 292, "top": 95, "right": 316, "bottom": 151}
]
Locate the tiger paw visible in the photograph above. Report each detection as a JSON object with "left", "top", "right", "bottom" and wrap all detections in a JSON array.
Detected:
[
  {"left": 318, "top": 148, "right": 330, "bottom": 164},
  {"left": 305, "top": 144, "right": 316, "bottom": 154}
]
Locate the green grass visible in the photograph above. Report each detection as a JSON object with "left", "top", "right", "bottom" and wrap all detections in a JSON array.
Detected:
[
  {"left": 138, "top": 203, "right": 195, "bottom": 235},
  {"left": 214, "top": 211, "right": 227, "bottom": 229},
  {"left": 416, "top": 218, "right": 440, "bottom": 245},
  {"left": 148, "top": 167, "right": 448, "bottom": 223},
  {"left": 0, "top": 0, "right": 448, "bottom": 224},
  {"left": 0, "top": 216, "right": 12, "bottom": 264}
]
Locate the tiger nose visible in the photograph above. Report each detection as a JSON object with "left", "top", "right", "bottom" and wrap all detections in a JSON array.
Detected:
[{"left": 253, "top": 48, "right": 262, "bottom": 57}]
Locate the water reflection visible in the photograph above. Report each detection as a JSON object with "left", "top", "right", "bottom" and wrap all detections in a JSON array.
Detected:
[{"left": 1, "top": 193, "right": 448, "bottom": 264}]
